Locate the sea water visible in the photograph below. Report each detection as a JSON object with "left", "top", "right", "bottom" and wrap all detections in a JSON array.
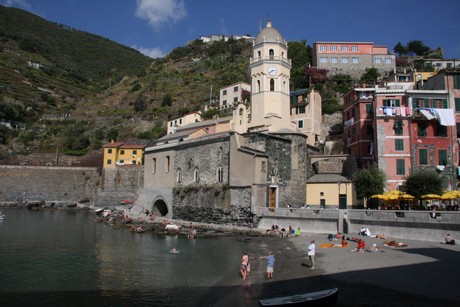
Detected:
[{"left": 0, "top": 208, "right": 266, "bottom": 306}]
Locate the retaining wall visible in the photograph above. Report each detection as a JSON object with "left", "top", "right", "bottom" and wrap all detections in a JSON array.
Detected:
[{"left": 258, "top": 208, "right": 460, "bottom": 242}]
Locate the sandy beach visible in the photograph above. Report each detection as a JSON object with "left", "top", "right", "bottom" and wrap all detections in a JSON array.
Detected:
[{"left": 205, "top": 232, "right": 460, "bottom": 307}]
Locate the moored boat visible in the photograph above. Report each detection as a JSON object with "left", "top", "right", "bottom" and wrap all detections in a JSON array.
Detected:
[{"left": 259, "top": 288, "right": 338, "bottom": 306}]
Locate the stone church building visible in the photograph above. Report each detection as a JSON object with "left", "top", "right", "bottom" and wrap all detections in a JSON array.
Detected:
[{"left": 136, "top": 22, "right": 318, "bottom": 225}]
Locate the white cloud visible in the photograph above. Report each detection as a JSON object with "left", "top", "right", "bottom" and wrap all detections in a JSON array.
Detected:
[
  {"left": 135, "top": 0, "right": 186, "bottom": 29},
  {"left": 133, "top": 45, "right": 166, "bottom": 59},
  {"left": 1, "top": 0, "right": 32, "bottom": 10}
]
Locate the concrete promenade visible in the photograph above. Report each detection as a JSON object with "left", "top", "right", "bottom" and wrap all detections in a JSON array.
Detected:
[{"left": 257, "top": 207, "right": 460, "bottom": 243}]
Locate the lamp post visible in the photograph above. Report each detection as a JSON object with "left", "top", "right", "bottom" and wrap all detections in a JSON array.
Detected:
[{"left": 337, "top": 182, "right": 341, "bottom": 208}]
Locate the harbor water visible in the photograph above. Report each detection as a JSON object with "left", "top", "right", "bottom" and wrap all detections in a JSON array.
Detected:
[{"left": 0, "top": 208, "right": 272, "bottom": 306}]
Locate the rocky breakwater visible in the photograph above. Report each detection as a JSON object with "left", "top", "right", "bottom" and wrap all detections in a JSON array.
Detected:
[
  {"left": 0, "top": 200, "right": 81, "bottom": 210},
  {"left": 94, "top": 208, "right": 268, "bottom": 239}
]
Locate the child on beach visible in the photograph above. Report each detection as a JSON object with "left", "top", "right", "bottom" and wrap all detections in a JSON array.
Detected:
[{"left": 259, "top": 251, "right": 275, "bottom": 279}]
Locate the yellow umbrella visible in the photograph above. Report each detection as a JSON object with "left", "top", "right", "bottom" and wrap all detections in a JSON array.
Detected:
[
  {"left": 398, "top": 194, "right": 415, "bottom": 200},
  {"left": 370, "top": 194, "right": 385, "bottom": 199},
  {"left": 421, "top": 194, "right": 441, "bottom": 199},
  {"left": 441, "top": 191, "right": 460, "bottom": 200}
]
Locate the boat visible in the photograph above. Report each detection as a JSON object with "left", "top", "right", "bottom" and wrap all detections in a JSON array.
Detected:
[
  {"left": 259, "top": 288, "right": 338, "bottom": 306},
  {"left": 0, "top": 212, "right": 4, "bottom": 220}
]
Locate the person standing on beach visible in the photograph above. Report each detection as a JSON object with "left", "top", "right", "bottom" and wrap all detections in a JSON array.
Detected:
[
  {"left": 240, "top": 252, "right": 249, "bottom": 280},
  {"left": 259, "top": 251, "right": 275, "bottom": 279},
  {"left": 307, "top": 240, "right": 316, "bottom": 269}
]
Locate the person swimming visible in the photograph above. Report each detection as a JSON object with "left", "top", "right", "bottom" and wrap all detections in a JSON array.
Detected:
[{"left": 170, "top": 247, "right": 179, "bottom": 254}]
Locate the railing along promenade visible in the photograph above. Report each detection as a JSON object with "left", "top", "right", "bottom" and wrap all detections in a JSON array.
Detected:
[{"left": 257, "top": 207, "right": 460, "bottom": 242}]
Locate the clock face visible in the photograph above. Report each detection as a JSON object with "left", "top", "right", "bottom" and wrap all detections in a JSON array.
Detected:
[{"left": 268, "top": 66, "right": 277, "bottom": 76}]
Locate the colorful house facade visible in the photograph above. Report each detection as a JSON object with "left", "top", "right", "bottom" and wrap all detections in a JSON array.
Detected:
[{"left": 103, "top": 142, "right": 145, "bottom": 169}]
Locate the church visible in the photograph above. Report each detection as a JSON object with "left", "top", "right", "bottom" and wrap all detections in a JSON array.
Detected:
[{"left": 136, "top": 22, "right": 318, "bottom": 225}]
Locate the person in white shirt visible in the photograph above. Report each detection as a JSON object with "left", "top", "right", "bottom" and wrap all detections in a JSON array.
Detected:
[{"left": 307, "top": 240, "right": 316, "bottom": 269}]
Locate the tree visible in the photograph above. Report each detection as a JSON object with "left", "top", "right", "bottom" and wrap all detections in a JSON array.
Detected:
[
  {"left": 352, "top": 165, "right": 386, "bottom": 204},
  {"left": 328, "top": 74, "right": 353, "bottom": 94},
  {"left": 288, "top": 40, "right": 311, "bottom": 90},
  {"left": 360, "top": 68, "right": 380, "bottom": 85},
  {"left": 161, "top": 94, "right": 172, "bottom": 107},
  {"left": 134, "top": 95, "right": 147, "bottom": 112},
  {"left": 407, "top": 40, "right": 430, "bottom": 56},
  {"left": 405, "top": 170, "right": 443, "bottom": 200},
  {"left": 393, "top": 42, "right": 408, "bottom": 56},
  {"left": 304, "top": 67, "right": 328, "bottom": 87}
]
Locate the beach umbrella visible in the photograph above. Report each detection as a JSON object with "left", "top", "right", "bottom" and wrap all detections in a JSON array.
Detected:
[
  {"left": 421, "top": 194, "right": 441, "bottom": 199},
  {"left": 398, "top": 194, "right": 415, "bottom": 200},
  {"left": 370, "top": 194, "right": 385, "bottom": 199}
]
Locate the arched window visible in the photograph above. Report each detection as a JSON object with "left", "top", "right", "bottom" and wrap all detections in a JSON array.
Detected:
[
  {"left": 176, "top": 168, "right": 182, "bottom": 183},
  {"left": 257, "top": 80, "right": 261, "bottom": 92},
  {"left": 193, "top": 168, "right": 200, "bottom": 183},
  {"left": 217, "top": 165, "right": 224, "bottom": 183},
  {"left": 281, "top": 51, "right": 285, "bottom": 58},
  {"left": 257, "top": 50, "right": 261, "bottom": 58},
  {"left": 270, "top": 79, "right": 275, "bottom": 91},
  {"left": 269, "top": 49, "right": 274, "bottom": 60}
]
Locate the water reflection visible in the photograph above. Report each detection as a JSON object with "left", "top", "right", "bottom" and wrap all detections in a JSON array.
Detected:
[{"left": 0, "top": 208, "right": 259, "bottom": 306}]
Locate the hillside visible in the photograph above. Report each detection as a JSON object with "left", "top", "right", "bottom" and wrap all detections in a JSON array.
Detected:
[{"left": 0, "top": 5, "right": 253, "bottom": 162}]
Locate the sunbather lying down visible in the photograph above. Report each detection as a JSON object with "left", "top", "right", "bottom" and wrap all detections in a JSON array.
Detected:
[{"left": 383, "top": 240, "right": 407, "bottom": 247}]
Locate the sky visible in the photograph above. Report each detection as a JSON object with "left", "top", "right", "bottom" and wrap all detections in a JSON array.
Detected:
[{"left": 2, "top": 0, "right": 460, "bottom": 59}]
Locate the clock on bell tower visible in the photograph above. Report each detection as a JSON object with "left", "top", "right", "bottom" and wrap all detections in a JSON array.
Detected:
[{"left": 248, "top": 21, "right": 292, "bottom": 133}]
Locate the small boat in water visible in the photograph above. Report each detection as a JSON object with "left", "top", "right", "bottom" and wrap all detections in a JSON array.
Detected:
[{"left": 259, "top": 288, "right": 338, "bottom": 306}]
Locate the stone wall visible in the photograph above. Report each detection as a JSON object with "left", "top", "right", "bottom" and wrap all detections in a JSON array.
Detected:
[
  {"left": 0, "top": 165, "right": 143, "bottom": 207},
  {"left": 172, "top": 186, "right": 252, "bottom": 226},
  {"left": 93, "top": 167, "right": 144, "bottom": 206},
  {"left": 0, "top": 165, "right": 99, "bottom": 202}
]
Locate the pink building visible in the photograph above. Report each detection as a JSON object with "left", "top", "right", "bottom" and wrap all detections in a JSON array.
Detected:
[{"left": 343, "top": 79, "right": 457, "bottom": 191}]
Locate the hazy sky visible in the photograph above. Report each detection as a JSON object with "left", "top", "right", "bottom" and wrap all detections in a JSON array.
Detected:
[{"left": 2, "top": 0, "right": 460, "bottom": 59}]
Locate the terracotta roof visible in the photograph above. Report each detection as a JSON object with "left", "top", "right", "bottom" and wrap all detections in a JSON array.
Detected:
[
  {"left": 103, "top": 142, "right": 145, "bottom": 149},
  {"left": 119, "top": 144, "right": 146, "bottom": 149},
  {"left": 103, "top": 142, "right": 124, "bottom": 148}
]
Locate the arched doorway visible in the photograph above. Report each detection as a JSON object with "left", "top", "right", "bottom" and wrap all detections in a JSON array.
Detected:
[{"left": 152, "top": 199, "right": 169, "bottom": 216}]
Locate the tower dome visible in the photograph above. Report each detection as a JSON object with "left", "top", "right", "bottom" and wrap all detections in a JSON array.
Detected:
[{"left": 255, "top": 21, "right": 285, "bottom": 45}]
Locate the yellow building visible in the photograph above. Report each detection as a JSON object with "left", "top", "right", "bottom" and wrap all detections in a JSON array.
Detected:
[
  {"left": 306, "top": 174, "right": 355, "bottom": 209},
  {"left": 103, "top": 142, "right": 145, "bottom": 168}
]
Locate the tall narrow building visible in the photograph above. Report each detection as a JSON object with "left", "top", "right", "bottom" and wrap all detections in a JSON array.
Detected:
[{"left": 249, "top": 21, "right": 293, "bottom": 132}]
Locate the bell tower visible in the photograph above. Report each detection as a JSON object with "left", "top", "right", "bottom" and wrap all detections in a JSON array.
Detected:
[{"left": 248, "top": 21, "right": 292, "bottom": 132}]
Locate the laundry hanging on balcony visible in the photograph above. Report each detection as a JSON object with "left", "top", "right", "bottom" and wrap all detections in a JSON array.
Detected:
[{"left": 434, "top": 108, "right": 455, "bottom": 126}]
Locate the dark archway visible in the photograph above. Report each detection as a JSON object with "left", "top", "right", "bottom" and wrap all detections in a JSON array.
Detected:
[{"left": 153, "top": 199, "right": 169, "bottom": 216}]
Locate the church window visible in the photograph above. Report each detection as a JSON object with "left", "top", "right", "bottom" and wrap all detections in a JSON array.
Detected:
[
  {"left": 257, "top": 50, "right": 261, "bottom": 58},
  {"left": 176, "top": 168, "right": 182, "bottom": 183},
  {"left": 193, "top": 168, "right": 200, "bottom": 183},
  {"left": 165, "top": 156, "right": 170, "bottom": 173},
  {"left": 261, "top": 161, "right": 267, "bottom": 172},
  {"left": 152, "top": 158, "right": 156, "bottom": 174},
  {"left": 217, "top": 166, "right": 224, "bottom": 183},
  {"left": 270, "top": 79, "right": 275, "bottom": 91},
  {"left": 257, "top": 80, "right": 261, "bottom": 92},
  {"left": 269, "top": 49, "right": 274, "bottom": 59}
]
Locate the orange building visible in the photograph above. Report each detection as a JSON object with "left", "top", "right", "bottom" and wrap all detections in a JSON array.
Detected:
[{"left": 103, "top": 142, "right": 145, "bottom": 168}]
